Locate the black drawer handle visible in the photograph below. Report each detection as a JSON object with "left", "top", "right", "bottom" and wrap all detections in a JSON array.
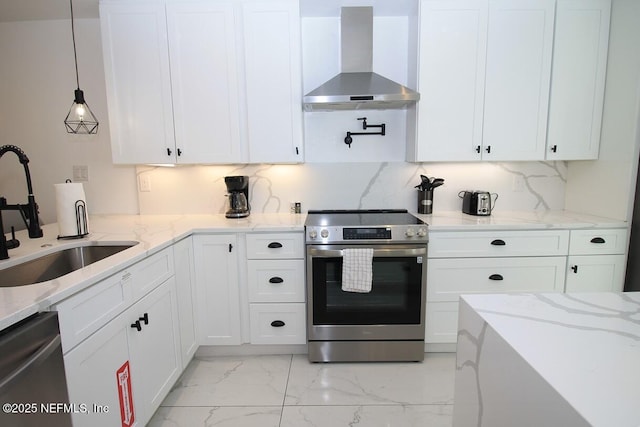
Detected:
[
  {"left": 269, "top": 277, "right": 284, "bottom": 284},
  {"left": 490, "top": 239, "right": 506, "bottom": 246},
  {"left": 489, "top": 274, "right": 504, "bottom": 281},
  {"left": 270, "top": 320, "right": 285, "bottom": 327},
  {"left": 130, "top": 320, "right": 142, "bottom": 332},
  {"left": 590, "top": 237, "right": 606, "bottom": 244},
  {"left": 571, "top": 265, "right": 578, "bottom": 273},
  {"left": 267, "top": 242, "right": 283, "bottom": 249}
]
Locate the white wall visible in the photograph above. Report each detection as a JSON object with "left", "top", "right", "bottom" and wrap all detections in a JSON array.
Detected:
[
  {"left": 0, "top": 18, "right": 138, "bottom": 227},
  {"left": 564, "top": 0, "right": 640, "bottom": 221}
]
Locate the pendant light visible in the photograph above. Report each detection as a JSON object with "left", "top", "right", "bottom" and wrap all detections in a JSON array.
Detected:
[{"left": 64, "top": 0, "right": 98, "bottom": 134}]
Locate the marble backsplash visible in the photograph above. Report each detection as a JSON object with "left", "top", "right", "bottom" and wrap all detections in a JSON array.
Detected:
[{"left": 136, "top": 161, "right": 567, "bottom": 215}]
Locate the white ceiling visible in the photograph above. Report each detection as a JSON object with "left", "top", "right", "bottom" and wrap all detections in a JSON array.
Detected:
[{"left": 0, "top": 0, "right": 98, "bottom": 22}]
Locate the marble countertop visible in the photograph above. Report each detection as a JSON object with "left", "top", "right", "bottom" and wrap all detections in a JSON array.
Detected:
[
  {"left": 0, "top": 213, "right": 306, "bottom": 331},
  {"left": 458, "top": 292, "right": 640, "bottom": 426},
  {"left": 415, "top": 210, "right": 627, "bottom": 230},
  {"left": 0, "top": 210, "right": 627, "bottom": 332}
]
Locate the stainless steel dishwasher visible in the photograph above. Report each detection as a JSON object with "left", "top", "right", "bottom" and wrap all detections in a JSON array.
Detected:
[{"left": 0, "top": 312, "right": 72, "bottom": 427}]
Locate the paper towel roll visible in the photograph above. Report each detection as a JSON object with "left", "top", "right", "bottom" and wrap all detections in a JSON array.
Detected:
[{"left": 55, "top": 182, "right": 89, "bottom": 238}]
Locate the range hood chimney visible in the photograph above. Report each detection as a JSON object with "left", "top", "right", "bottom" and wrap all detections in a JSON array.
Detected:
[{"left": 303, "top": 7, "right": 420, "bottom": 111}]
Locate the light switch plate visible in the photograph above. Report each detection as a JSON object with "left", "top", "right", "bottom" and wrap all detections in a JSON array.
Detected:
[{"left": 72, "top": 165, "right": 89, "bottom": 182}]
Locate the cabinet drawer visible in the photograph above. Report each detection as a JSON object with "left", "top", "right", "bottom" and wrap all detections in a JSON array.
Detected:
[
  {"left": 55, "top": 270, "right": 133, "bottom": 353},
  {"left": 429, "top": 230, "right": 569, "bottom": 258},
  {"left": 247, "top": 259, "right": 305, "bottom": 302},
  {"left": 246, "top": 232, "right": 304, "bottom": 259},
  {"left": 249, "top": 303, "right": 306, "bottom": 345},
  {"left": 131, "top": 247, "right": 175, "bottom": 300},
  {"left": 427, "top": 257, "right": 566, "bottom": 302},
  {"left": 569, "top": 229, "right": 628, "bottom": 255}
]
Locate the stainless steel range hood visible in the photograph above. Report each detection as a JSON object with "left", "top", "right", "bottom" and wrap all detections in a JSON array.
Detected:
[{"left": 303, "top": 7, "right": 419, "bottom": 111}]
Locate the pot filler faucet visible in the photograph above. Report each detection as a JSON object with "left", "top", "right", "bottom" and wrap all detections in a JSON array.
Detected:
[{"left": 0, "top": 145, "right": 43, "bottom": 260}]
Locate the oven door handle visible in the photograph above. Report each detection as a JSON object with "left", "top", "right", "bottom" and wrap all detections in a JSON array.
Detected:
[{"left": 307, "top": 247, "right": 427, "bottom": 258}]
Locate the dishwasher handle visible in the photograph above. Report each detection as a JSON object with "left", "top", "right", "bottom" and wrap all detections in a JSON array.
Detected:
[{"left": 0, "top": 334, "right": 62, "bottom": 392}]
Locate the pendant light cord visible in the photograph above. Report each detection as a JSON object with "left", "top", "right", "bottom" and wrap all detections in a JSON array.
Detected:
[{"left": 70, "top": 0, "right": 80, "bottom": 90}]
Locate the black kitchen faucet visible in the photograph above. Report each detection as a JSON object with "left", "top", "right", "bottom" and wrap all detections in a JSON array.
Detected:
[{"left": 0, "top": 145, "right": 43, "bottom": 260}]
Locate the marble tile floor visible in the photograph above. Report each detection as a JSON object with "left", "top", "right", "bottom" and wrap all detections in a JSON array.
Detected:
[{"left": 148, "top": 352, "right": 455, "bottom": 427}]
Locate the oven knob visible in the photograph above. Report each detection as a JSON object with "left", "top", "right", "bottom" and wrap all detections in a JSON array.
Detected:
[
  {"left": 309, "top": 229, "right": 317, "bottom": 239},
  {"left": 405, "top": 228, "right": 415, "bottom": 237},
  {"left": 320, "top": 229, "right": 329, "bottom": 238},
  {"left": 417, "top": 228, "right": 427, "bottom": 237}
]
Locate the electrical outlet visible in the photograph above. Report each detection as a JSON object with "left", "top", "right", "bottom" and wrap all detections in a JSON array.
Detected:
[
  {"left": 512, "top": 175, "right": 525, "bottom": 192},
  {"left": 139, "top": 174, "right": 151, "bottom": 192},
  {"left": 72, "top": 165, "right": 89, "bottom": 182}
]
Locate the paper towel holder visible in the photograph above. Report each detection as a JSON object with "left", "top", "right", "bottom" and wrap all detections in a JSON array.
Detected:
[
  {"left": 57, "top": 179, "right": 89, "bottom": 240},
  {"left": 58, "top": 199, "right": 88, "bottom": 239}
]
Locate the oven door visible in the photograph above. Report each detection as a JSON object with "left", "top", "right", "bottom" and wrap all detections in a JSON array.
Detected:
[{"left": 306, "top": 244, "right": 427, "bottom": 342}]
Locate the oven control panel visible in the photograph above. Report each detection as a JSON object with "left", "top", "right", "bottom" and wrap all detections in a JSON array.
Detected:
[
  {"left": 306, "top": 226, "right": 428, "bottom": 243},
  {"left": 343, "top": 227, "right": 391, "bottom": 240}
]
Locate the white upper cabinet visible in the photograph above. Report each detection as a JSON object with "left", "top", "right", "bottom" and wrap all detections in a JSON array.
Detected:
[
  {"left": 483, "top": 0, "right": 554, "bottom": 161},
  {"left": 411, "top": 0, "right": 488, "bottom": 162},
  {"left": 546, "top": 0, "right": 611, "bottom": 160},
  {"left": 242, "top": 0, "right": 304, "bottom": 163},
  {"left": 166, "top": 1, "right": 242, "bottom": 164},
  {"left": 410, "top": 0, "right": 555, "bottom": 162},
  {"left": 100, "top": 2, "right": 175, "bottom": 164},
  {"left": 100, "top": 0, "right": 303, "bottom": 165}
]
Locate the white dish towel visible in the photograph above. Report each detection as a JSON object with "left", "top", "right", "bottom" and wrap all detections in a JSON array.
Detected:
[{"left": 341, "top": 248, "right": 374, "bottom": 293}]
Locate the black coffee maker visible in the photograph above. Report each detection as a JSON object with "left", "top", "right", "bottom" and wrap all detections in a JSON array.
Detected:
[{"left": 224, "top": 176, "right": 250, "bottom": 218}]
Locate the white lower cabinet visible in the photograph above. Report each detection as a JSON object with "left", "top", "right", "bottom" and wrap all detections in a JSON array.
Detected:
[
  {"left": 64, "top": 278, "right": 181, "bottom": 427},
  {"left": 426, "top": 227, "right": 629, "bottom": 344},
  {"left": 193, "top": 234, "right": 242, "bottom": 345},
  {"left": 565, "top": 228, "right": 628, "bottom": 292},
  {"left": 565, "top": 254, "right": 626, "bottom": 292},
  {"left": 426, "top": 256, "right": 566, "bottom": 343},
  {"left": 127, "top": 277, "right": 182, "bottom": 420},
  {"left": 426, "top": 230, "right": 569, "bottom": 344},
  {"left": 245, "top": 232, "right": 306, "bottom": 345},
  {"left": 64, "top": 308, "right": 132, "bottom": 426},
  {"left": 173, "top": 236, "right": 198, "bottom": 366}
]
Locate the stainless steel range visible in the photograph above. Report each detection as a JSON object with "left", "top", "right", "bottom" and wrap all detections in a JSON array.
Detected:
[{"left": 305, "top": 209, "right": 428, "bottom": 362}]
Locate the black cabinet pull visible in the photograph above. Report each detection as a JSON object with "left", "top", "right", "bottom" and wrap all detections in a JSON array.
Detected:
[
  {"left": 475, "top": 145, "right": 481, "bottom": 153},
  {"left": 489, "top": 274, "right": 503, "bottom": 281},
  {"left": 167, "top": 148, "right": 172, "bottom": 156},
  {"left": 269, "top": 277, "right": 284, "bottom": 284},
  {"left": 490, "top": 239, "right": 506, "bottom": 246},
  {"left": 229, "top": 243, "right": 233, "bottom": 252},
  {"left": 571, "top": 265, "right": 578, "bottom": 273},
  {"left": 550, "top": 145, "right": 557, "bottom": 153},
  {"left": 267, "top": 242, "right": 283, "bottom": 249},
  {"left": 485, "top": 145, "right": 491, "bottom": 154},
  {"left": 270, "top": 320, "right": 285, "bottom": 327},
  {"left": 139, "top": 313, "right": 149, "bottom": 325},
  {"left": 590, "top": 237, "right": 606, "bottom": 244},
  {"left": 130, "top": 320, "right": 142, "bottom": 332},
  {"left": 177, "top": 148, "right": 182, "bottom": 156}
]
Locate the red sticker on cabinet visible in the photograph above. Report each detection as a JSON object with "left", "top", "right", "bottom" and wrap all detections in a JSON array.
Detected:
[{"left": 116, "top": 361, "right": 135, "bottom": 427}]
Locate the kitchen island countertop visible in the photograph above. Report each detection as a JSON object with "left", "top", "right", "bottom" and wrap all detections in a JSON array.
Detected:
[{"left": 454, "top": 292, "right": 640, "bottom": 426}]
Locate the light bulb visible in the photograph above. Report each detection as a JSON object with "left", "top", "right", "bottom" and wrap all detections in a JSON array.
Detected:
[{"left": 75, "top": 103, "right": 85, "bottom": 120}]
